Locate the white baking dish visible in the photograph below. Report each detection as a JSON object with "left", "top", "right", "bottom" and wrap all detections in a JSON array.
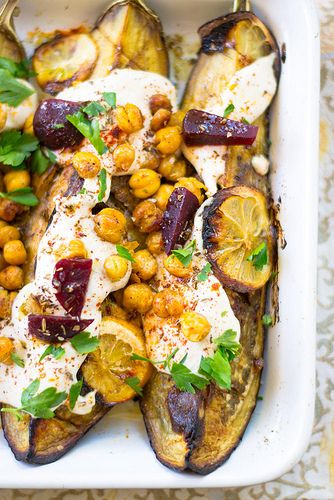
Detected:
[{"left": 0, "top": 0, "right": 319, "bottom": 488}]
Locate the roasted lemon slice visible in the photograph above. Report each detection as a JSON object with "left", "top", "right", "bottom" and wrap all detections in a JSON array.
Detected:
[
  {"left": 33, "top": 33, "right": 98, "bottom": 95},
  {"left": 81, "top": 316, "right": 152, "bottom": 405},
  {"left": 203, "top": 186, "right": 273, "bottom": 292}
]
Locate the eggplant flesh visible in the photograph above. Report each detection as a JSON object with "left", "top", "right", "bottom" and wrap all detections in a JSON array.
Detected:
[
  {"left": 1, "top": 403, "right": 108, "bottom": 464},
  {"left": 141, "top": 10, "right": 280, "bottom": 474}
]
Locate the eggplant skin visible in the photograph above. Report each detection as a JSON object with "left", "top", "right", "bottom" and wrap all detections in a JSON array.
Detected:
[
  {"left": 140, "top": 372, "right": 206, "bottom": 471},
  {"left": 198, "top": 11, "right": 281, "bottom": 79},
  {"left": 1, "top": 404, "right": 108, "bottom": 465}
]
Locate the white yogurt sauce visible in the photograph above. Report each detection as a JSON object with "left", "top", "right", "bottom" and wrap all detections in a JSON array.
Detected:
[
  {"left": 2, "top": 81, "right": 38, "bottom": 131},
  {"left": 144, "top": 202, "right": 240, "bottom": 375},
  {"left": 182, "top": 52, "right": 277, "bottom": 195},
  {"left": 0, "top": 69, "right": 177, "bottom": 415},
  {"left": 56, "top": 69, "right": 177, "bottom": 175}
]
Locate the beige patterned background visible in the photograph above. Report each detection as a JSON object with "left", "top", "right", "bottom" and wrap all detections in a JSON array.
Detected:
[{"left": 0, "top": 0, "right": 332, "bottom": 498}]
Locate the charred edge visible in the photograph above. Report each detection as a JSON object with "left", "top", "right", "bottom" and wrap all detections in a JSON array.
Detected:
[
  {"left": 167, "top": 386, "right": 205, "bottom": 447},
  {"left": 198, "top": 11, "right": 281, "bottom": 81}
]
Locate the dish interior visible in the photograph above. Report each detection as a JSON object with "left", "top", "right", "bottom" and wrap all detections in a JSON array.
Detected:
[{"left": 0, "top": 0, "right": 319, "bottom": 488}]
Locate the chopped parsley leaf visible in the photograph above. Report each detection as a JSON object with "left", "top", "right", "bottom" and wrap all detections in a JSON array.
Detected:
[
  {"left": 0, "top": 69, "right": 35, "bottom": 107},
  {"left": 171, "top": 240, "right": 196, "bottom": 267},
  {"left": 125, "top": 376, "right": 143, "bottom": 396},
  {"left": 10, "top": 352, "right": 25, "bottom": 368},
  {"left": 82, "top": 101, "right": 106, "bottom": 117},
  {"left": 197, "top": 262, "right": 212, "bottom": 282},
  {"left": 0, "top": 187, "right": 39, "bottom": 206},
  {"left": 0, "top": 131, "right": 39, "bottom": 167},
  {"left": 223, "top": 103, "right": 235, "bottom": 118},
  {"left": 246, "top": 242, "right": 268, "bottom": 271},
  {"left": 102, "top": 92, "right": 116, "bottom": 108},
  {"left": 39, "top": 344, "right": 65, "bottom": 362},
  {"left": 116, "top": 244, "right": 135, "bottom": 262},
  {"left": 262, "top": 314, "right": 273, "bottom": 327},
  {"left": 70, "top": 331, "right": 100, "bottom": 355},
  {"left": 98, "top": 168, "right": 107, "bottom": 201},
  {"left": 66, "top": 111, "right": 107, "bottom": 155},
  {"left": 69, "top": 379, "right": 83, "bottom": 410}
]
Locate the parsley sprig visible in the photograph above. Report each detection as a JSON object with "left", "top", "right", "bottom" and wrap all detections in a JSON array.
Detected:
[
  {"left": 171, "top": 240, "right": 196, "bottom": 267},
  {"left": 70, "top": 331, "right": 100, "bottom": 354},
  {"left": 125, "top": 376, "right": 143, "bottom": 396},
  {"left": 0, "top": 57, "right": 36, "bottom": 79},
  {"left": 223, "top": 103, "right": 235, "bottom": 118},
  {"left": 197, "top": 262, "right": 212, "bottom": 282},
  {"left": 116, "top": 245, "right": 135, "bottom": 262},
  {"left": 247, "top": 242, "right": 268, "bottom": 271},
  {"left": 98, "top": 168, "right": 107, "bottom": 201},
  {"left": 0, "top": 69, "right": 35, "bottom": 107},
  {"left": 66, "top": 112, "right": 107, "bottom": 155},
  {"left": 69, "top": 379, "right": 83, "bottom": 410},
  {"left": 0, "top": 187, "right": 39, "bottom": 206},
  {"left": 0, "top": 131, "right": 38, "bottom": 167},
  {"left": 1, "top": 379, "right": 67, "bottom": 420},
  {"left": 39, "top": 344, "right": 65, "bottom": 362}
]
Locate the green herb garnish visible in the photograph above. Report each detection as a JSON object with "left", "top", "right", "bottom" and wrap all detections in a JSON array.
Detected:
[
  {"left": 10, "top": 352, "right": 25, "bottom": 368},
  {"left": 262, "top": 314, "right": 273, "bottom": 327},
  {"left": 125, "top": 376, "right": 143, "bottom": 396},
  {"left": 82, "top": 101, "right": 106, "bottom": 117},
  {"left": 66, "top": 111, "right": 107, "bottom": 155},
  {"left": 1, "top": 379, "right": 67, "bottom": 419},
  {"left": 53, "top": 123, "right": 65, "bottom": 129},
  {"left": 171, "top": 240, "right": 196, "bottom": 267},
  {"left": 0, "top": 69, "right": 35, "bottom": 107},
  {"left": 223, "top": 103, "right": 235, "bottom": 118},
  {"left": 0, "top": 57, "right": 36, "bottom": 78},
  {"left": 102, "top": 92, "right": 116, "bottom": 108},
  {"left": 246, "top": 242, "right": 268, "bottom": 271},
  {"left": 79, "top": 187, "right": 87, "bottom": 195},
  {"left": 0, "top": 187, "right": 38, "bottom": 206},
  {"left": 70, "top": 331, "right": 100, "bottom": 355},
  {"left": 197, "top": 262, "right": 212, "bottom": 282},
  {"left": 169, "top": 362, "right": 208, "bottom": 394},
  {"left": 39, "top": 344, "right": 65, "bottom": 362},
  {"left": 69, "top": 379, "right": 83, "bottom": 410},
  {"left": 0, "top": 131, "right": 39, "bottom": 167},
  {"left": 31, "top": 148, "right": 57, "bottom": 175},
  {"left": 116, "top": 244, "right": 135, "bottom": 262},
  {"left": 221, "top": 311, "right": 227, "bottom": 318},
  {"left": 98, "top": 168, "right": 107, "bottom": 201},
  {"left": 241, "top": 117, "right": 250, "bottom": 125}
]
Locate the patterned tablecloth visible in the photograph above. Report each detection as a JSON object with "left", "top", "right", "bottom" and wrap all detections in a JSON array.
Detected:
[{"left": 1, "top": 0, "right": 333, "bottom": 498}]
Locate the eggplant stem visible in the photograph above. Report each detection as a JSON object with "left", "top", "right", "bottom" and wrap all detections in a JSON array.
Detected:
[
  {"left": 233, "top": 0, "right": 251, "bottom": 12},
  {"left": 101, "top": 0, "right": 160, "bottom": 23}
]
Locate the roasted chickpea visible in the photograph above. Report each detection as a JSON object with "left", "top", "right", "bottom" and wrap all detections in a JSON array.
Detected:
[
  {"left": 158, "top": 156, "right": 187, "bottom": 182},
  {"left": 174, "top": 177, "right": 206, "bottom": 204},
  {"left": 129, "top": 169, "right": 161, "bottom": 199},
  {"left": 132, "top": 200, "right": 163, "bottom": 233},
  {"left": 151, "top": 109, "right": 171, "bottom": 132},
  {"left": 0, "top": 199, "right": 24, "bottom": 222},
  {"left": 0, "top": 225, "right": 20, "bottom": 248},
  {"left": 61, "top": 239, "right": 87, "bottom": 259},
  {"left": 23, "top": 113, "right": 34, "bottom": 135},
  {"left": 180, "top": 311, "right": 211, "bottom": 342},
  {"left": 0, "top": 104, "right": 7, "bottom": 132},
  {"left": 116, "top": 103, "right": 143, "bottom": 134},
  {"left": 164, "top": 254, "right": 192, "bottom": 279},
  {"left": 0, "top": 265, "right": 24, "bottom": 290},
  {"left": 153, "top": 289, "right": 184, "bottom": 318},
  {"left": 146, "top": 231, "right": 164, "bottom": 255},
  {"left": 140, "top": 148, "right": 161, "bottom": 170},
  {"left": 72, "top": 152, "right": 101, "bottom": 178},
  {"left": 132, "top": 250, "right": 157, "bottom": 281},
  {"left": 4, "top": 170, "right": 30, "bottom": 193},
  {"left": 123, "top": 283, "right": 154, "bottom": 313},
  {"left": 155, "top": 126, "right": 182, "bottom": 156},
  {"left": 3, "top": 240, "right": 27, "bottom": 265},
  {"left": 155, "top": 184, "right": 174, "bottom": 211},
  {"left": 104, "top": 255, "right": 129, "bottom": 282},
  {"left": 168, "top": 110, "right": 186, "bottom": 127},
  {"left": 94, "top": 208, "right": 126, "bottom": 243},
  {"left": 0, "top": 337, "right": 14, "bottom": 364},
  {"left": 113, "top": 143, "right": 135, "bottom": 172},
  {"left": 0, "top": 290, "right": 17, "bottom": 319},
  {"left": 149, "top": 94, "right": 172, "bottom": 115}
]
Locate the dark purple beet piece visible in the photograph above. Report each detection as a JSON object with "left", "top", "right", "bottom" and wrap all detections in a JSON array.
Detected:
[
  {"left": 52, "top": 258, "right": 92, "bottom": 317},
  {"left": 28, "top": 315, "right": 94, "bottom": 343},
  {"left": 183, "top": 109, "right": 258, "bottom": 147},
  {"left": 162, "top": 187, "right": 199, "bottom": 255},
  {"left": 33, "top": 99, "right": 84, "bottom": 150}
]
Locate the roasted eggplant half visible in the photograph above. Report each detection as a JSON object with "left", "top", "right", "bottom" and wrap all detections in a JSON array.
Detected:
[
  {"left": 141, "top": 8, "right": 280, "bottom": 474},
  {"left": 32, "top": 0, "right": 168, "bottom": 94},
  {"left": 1, "top": 403, "right": 108, "bottom": 464}
]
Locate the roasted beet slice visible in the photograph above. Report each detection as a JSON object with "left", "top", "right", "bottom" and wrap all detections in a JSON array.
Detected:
[
  {"left": 28, "top": 315, "right": 94, "bottom": 343},
  {"left": 162, "top": 187, "right": 199, "bottom": 254},
  {"left": 33, "top": 99, "right": 84, "bottom": 150},
  {"left": 52, "top": 258, "right": 92, "bottom": 317},
  {"left": 183, "top": 109, "right": 258, "bottom": 147}
]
